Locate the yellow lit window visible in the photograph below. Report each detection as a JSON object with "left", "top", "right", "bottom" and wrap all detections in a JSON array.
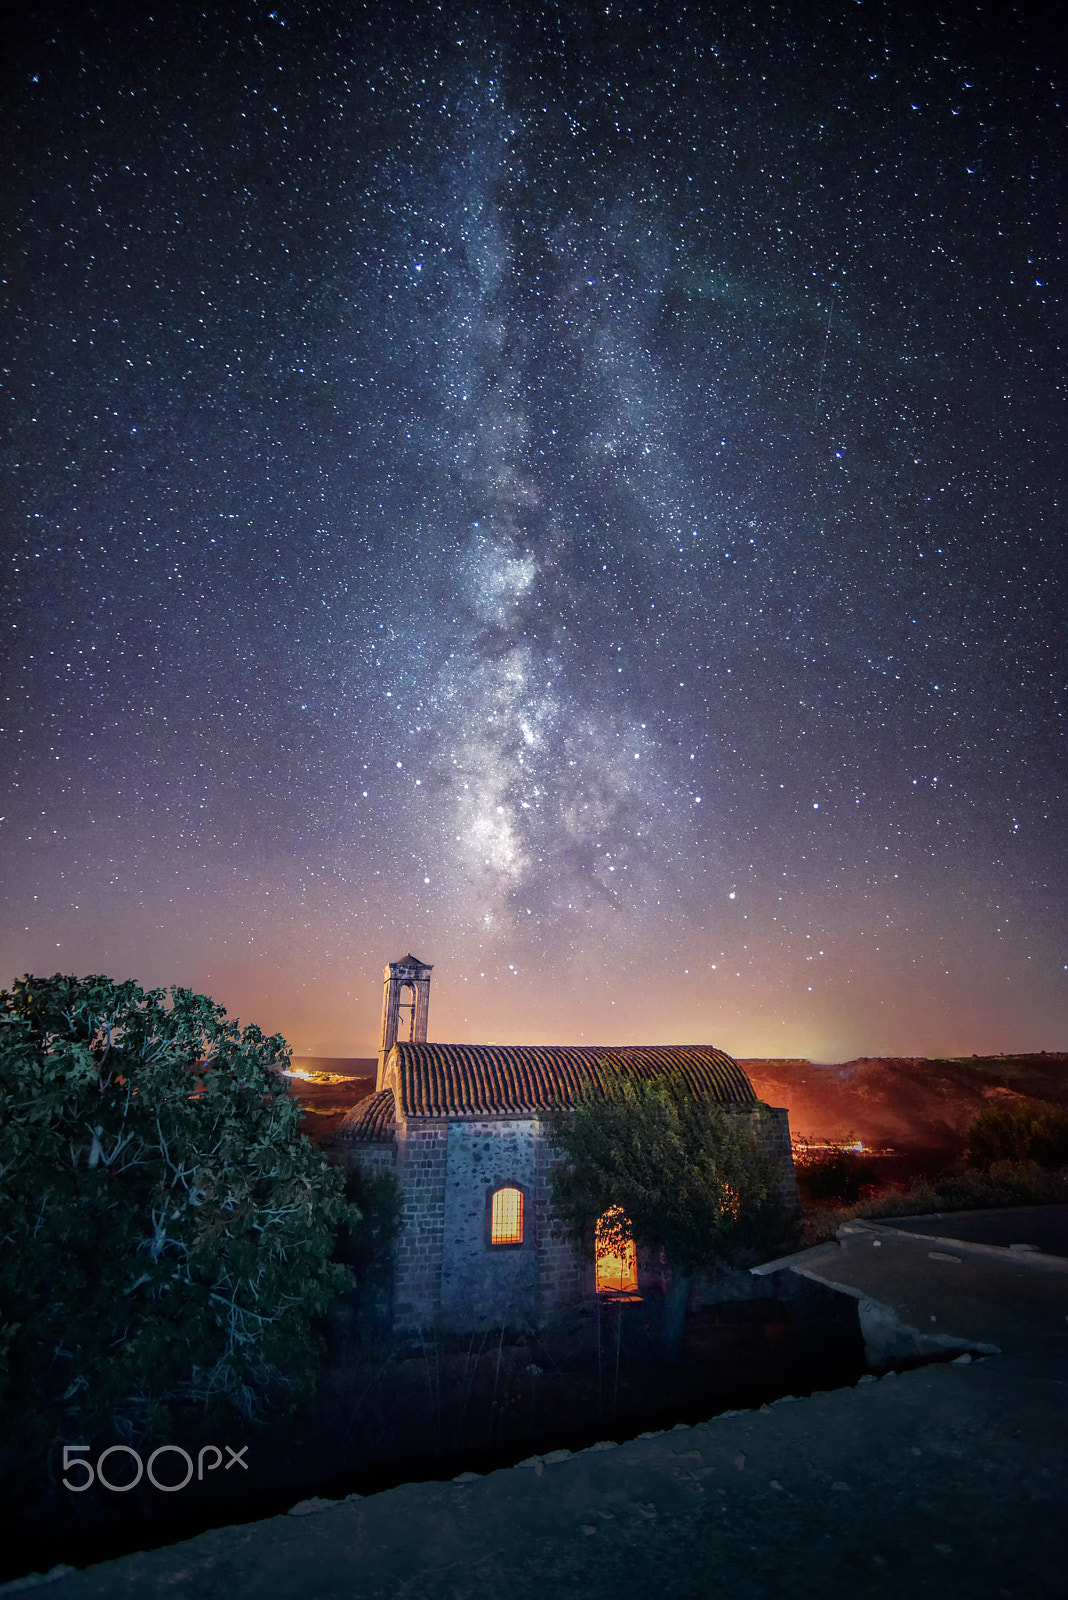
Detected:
[{"left": 491, "top": 1186, "right": 523, "bottom": 1245}]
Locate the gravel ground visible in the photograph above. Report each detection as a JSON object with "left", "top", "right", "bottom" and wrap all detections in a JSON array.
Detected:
[{"left": 8, "top": 1348, "right": 1066, "bottom": 1600}]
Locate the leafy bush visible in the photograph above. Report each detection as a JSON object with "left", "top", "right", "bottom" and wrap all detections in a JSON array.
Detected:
[
  {"left": 793, "top": 1142, "right": 878, "bottom": 1204},
  {"left": 964, "top": 1098, "right": 1068, "bottom": 1169},
  {"left": 548, "top": 1064, "right": 798, "bottom": 1360},
  {"left": 333, "top": 1164, "right": 402, "bottom": 1329},
  {"left": 334, "top": 1165, "right": 403, "bottom": 1276},
  {"left": 0, "top": 974, "right": 356, "bottom": 1446}
]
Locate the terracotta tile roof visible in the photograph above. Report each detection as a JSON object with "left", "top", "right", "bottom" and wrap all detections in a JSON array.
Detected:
[
  {"left": 337, "top": 1086, "right": 396, "bottom": 1142},
  {"left": 383, "top": 1043, "right": 758, "bottom": 1119}
]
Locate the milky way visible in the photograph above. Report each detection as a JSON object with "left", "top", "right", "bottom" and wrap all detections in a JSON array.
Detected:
[{"left": 3, "top": 1, "right": 1064, "bottom": 1058}]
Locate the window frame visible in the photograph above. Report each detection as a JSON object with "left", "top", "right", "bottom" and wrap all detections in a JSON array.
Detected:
[{"left": 486, "top": 1182, "right": 527, "bottom": 1250}]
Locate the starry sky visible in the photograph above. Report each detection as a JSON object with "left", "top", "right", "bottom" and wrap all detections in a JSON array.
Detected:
[{"left": 3, "top": 0, "right": 1065, "bottom": 1062}]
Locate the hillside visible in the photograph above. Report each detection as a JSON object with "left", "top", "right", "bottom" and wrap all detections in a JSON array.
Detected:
[
  {"left": 741, "top": 1053, "right": 1068, "bottom": 1151},
  {"left": 286, "top": 1057, "right": 377, "bottom": 1141}
]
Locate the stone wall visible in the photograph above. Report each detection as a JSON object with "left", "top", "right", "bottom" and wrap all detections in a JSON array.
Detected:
[
  {"left": 349, "top": 1101, "right": 796, "bottom": 1335},
  {"left": 760, "top": 1105, "right": 799, "bottom": 1211},
  {"left": 438, "top": 1119, "right": 539, "bottom": 1331},
  {"left": 392, "top": 1120, "right": 449, "bottom": 1330},
  {"left": 350, "top": 1115, "right": 584, "bottom": 1334},
  {"left": 344, "top": 1142, "right": 397, "bottom": 1180},
  {"left": 533, "top": 1120, "right": 591, "bottom": 1321}
]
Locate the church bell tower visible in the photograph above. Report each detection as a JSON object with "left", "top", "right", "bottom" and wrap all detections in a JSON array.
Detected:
[{"left": 378, "top": 954, "right": 433, "bottom": 1087}]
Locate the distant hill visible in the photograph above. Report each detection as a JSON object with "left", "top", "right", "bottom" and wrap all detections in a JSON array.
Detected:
[
  {"left": 740, "top": 1053, "right": 1068, "bottom": 1150},
  {"left": 287, "top": 1058, "right": 377, "bottom": 1140},
  {"left": 291, "top": 1057, "right": 377, "bottom": 1079}
]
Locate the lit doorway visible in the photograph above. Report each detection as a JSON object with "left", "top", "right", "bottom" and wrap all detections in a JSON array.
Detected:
[{"left": 595, "top": 1206, "right": 638, "bottom": 1295}]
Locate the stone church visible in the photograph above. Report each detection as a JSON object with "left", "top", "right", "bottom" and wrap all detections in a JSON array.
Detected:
[{"left": 337, "top": 955, "right": 795, "bottom": 1334}]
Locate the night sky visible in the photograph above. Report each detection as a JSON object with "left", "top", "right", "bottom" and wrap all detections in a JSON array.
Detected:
[{"left": 3, "top": 1, "right": 1064, "bottom": 1062}]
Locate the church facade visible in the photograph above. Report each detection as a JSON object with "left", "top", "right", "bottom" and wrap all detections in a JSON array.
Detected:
[{"left": 336, "top": 955, "right": 796, "bottom": 1334}]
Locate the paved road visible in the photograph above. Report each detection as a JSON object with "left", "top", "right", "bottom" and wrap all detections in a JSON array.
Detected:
[
  {"left": 765, "top": 1205, "right": 1068, "bottom": 1364},
  {"left": 877, "top": 1202, "right": 1068, "bottom": 1256}
]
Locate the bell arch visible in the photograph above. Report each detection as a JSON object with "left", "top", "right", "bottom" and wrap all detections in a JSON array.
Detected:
[{"left": 378, "top": 954, "right": 433, "bottom": 1086}]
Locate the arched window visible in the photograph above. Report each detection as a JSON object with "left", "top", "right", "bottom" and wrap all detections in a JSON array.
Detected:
[
  {"left": 595, "top": 1206, "right": 638, "bottom": 1295},
  {"left": 490, "top": 1186, "right": 524, "bottom": 1246}
]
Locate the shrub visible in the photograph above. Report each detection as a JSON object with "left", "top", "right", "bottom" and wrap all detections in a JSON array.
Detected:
[
  {"left": 793, "top": 1142, "right": 878, "bottom": 1204},
  {"left": 964, "top": 1098, "right": 1068, "bottom": 1170},
  {"left": 334, "top": 1165, "right": 402, "bottom": 1276},
  {"left": 333, "top": 1164, "right": 402, "bottom": 1328},
  {"left": 548, "top": 1064, "right": 798, "bottom": 1361},
  {"left": 0, "top": 974, "right": 356, "bottom": 1446}
]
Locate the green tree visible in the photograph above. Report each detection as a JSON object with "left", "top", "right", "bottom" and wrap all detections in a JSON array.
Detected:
[
  {"left": 0, "top": 974, "right": 356, "bottom": 1447},
  {"left": 547, "top": 1065, "right": 795, "bottom": 1362}
]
